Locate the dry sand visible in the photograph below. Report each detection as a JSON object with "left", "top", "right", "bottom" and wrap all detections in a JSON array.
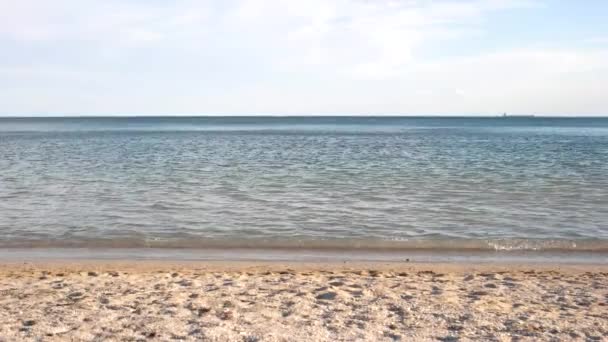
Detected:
[{"left": 0, "top": 261, "right": 607, "bottom": 341}]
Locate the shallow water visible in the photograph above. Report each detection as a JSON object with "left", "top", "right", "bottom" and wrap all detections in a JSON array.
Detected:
[{"left": 1, "top": 116, "right": 607, "bottom": 254}]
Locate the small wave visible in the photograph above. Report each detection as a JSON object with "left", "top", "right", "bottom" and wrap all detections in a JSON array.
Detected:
[
  {"left": 0, "top": 237, "right": 607, "bottom": 253},
  {"left": 486, "top": 239, "right": 581, "bottom": 251}
]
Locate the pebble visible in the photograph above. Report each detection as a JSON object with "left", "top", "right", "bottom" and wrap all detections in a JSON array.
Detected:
[
  {"left": 316, "top": 292, "right": 338, "bottom": 300},
  {"left": 67, "top": 291, "right": 84, "bottom": 300}
]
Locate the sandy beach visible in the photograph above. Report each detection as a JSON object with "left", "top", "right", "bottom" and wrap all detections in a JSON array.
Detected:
[{"left": 0, "top": 261, "right": 606, "bottom": 341}]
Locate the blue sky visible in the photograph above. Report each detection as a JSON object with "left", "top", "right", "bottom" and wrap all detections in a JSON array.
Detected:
[{"left": 1, "top": 0, "right": 607, "bottom": 116}]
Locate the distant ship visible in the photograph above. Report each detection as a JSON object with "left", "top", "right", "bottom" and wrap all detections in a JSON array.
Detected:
[{"left": 501, "top": 113, "right": 535, "bottom": 118}]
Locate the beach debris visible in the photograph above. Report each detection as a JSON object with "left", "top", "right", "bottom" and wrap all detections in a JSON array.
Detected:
[
  {"left": 87, "top": 271, "right": 98, "bottom": 277},
  {"left": 51, "top": 281, "right": 66, "bottom": 289},
  {"left": 383, "top": 331, "right": 401, "bottom": 341},
  {"left": 142, "top": 330, "right": 156, "bottom": 338},
  {"left": 67, "top": 291, "right": 85, "bottom": 301},
  {"left": 218, "top": 309, "right": 233, "bottom": 320},
  {"left": 205, "top": 285, "right": 220, "bottom": 292},
  {"left": 176, "top": 279, "right": 193, "bottom": 287},
  {"left": 22, "top": 320, "right": 36, "bottom": 326},
  {"left": 369, "top": 270, "right": 380, "bottom": 277},
  {"left": 431, "top": 286, "right": 443, "bottom": 295},
  {"left": 197, "top": 307, "right": 211, "bottom": 316},
  {"left": 189, "top": 328, "right": 203, "bottom": 337}
]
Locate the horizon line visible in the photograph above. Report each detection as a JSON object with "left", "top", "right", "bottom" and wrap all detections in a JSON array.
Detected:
[{"left": 2, "top": 114, "right": 608, "bottom": 118}]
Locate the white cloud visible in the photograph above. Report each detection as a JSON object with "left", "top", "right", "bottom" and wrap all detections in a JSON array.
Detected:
[
  {"left": 250, "top": 0, "right": 541, "bottom": 78},
  {"left": 0, "top": 0, "right": 213, "bottom": 45},
  {"left": 394, "top": 48, "right": 608, "bottom": 114},
  {"left": 0, "top": 0, "right": 607, "bottom": 115}
]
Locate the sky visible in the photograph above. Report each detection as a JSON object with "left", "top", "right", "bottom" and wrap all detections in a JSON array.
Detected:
[{"left": 1, "top": 0, "right": 608, "bottom": 116}]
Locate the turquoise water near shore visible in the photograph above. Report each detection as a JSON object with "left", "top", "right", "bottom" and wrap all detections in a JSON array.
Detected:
[{"left": 1, "top": 116, "right": 607, "bottom": 253}]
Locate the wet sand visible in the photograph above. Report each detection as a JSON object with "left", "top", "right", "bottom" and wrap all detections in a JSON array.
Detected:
[{"left": 0, "top": 261, "right": 607, "bottom": 341}]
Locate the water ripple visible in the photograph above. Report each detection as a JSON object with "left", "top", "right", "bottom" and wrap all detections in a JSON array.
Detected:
[{"left": 1, "top": 117, "right": 607, "bottom": 251}]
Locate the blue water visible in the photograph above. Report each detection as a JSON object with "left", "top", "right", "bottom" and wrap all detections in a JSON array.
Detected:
[{"left": 1, "top": 116, "right": 607, "bottom": 253}]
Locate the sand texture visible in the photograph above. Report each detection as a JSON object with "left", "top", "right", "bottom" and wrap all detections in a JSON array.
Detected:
[{"left": 0, "top": 261, "right": 607, "bottom": 341}]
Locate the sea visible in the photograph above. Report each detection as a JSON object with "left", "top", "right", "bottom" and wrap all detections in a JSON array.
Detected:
[{"left": 1, "top": 116, "right": 607, "bottom": 262}]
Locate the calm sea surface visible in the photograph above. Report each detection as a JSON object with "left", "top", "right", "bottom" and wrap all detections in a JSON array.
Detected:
[{"left": 1, "top": 117, "right": 607, "bottom": 253}]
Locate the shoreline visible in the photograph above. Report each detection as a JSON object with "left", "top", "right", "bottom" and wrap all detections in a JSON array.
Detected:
[
  {"left": 1, "top": 260, "right": 607, "bottom": 341},
  {"left": 3, "top": 259, "right": 608, "bottom": 271},
  {"left": 1, "top": 247, "right": 607, "bottom": 265}
]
